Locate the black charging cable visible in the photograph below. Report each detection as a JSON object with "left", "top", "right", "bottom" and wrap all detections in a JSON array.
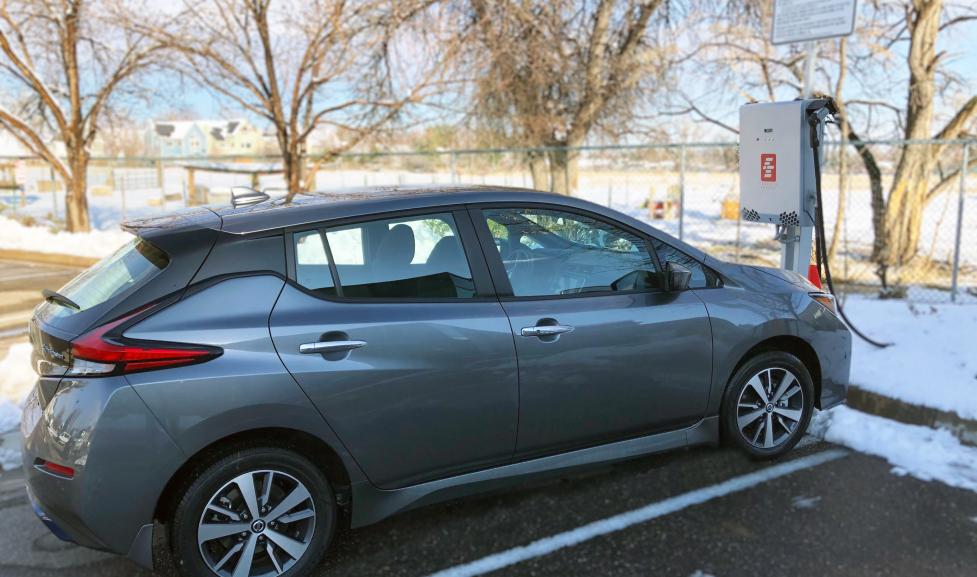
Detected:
[{"left": 807, "top": 100, "right": 892, "bottom": 349}]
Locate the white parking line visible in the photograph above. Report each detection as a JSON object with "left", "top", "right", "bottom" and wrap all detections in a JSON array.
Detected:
[{"left": 427, "top": 449, "right": 848, "bottom": 577}]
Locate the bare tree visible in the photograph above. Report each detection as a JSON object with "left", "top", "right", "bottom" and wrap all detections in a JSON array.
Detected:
[
  {"left": 467, "top": 0, "right": 674, "bottom": 195},
  {"left": 135, "top": 0, "right": 461, "bottom": 201},
  {"left": 854, "top": 0, "right": 977, "bottom": 277},
  {"left": 0, "top": 0, "right": 161, "bottom": 231},
  {"left": 675, "top": 0, "right": 977, "bottom": 286}
]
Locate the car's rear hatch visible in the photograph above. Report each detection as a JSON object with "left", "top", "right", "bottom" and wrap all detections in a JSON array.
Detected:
[{"left": 29, "top": 208, "right": 221, "bottom": 402}]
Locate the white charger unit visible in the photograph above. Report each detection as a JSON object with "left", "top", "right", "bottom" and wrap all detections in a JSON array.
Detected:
[{"left": 739, "top": 100, "right": 817, "bottom": 228}]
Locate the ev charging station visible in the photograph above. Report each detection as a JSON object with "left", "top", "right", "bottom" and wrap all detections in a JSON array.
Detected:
[
  {"left": 738, "top": 97, "right": 890, "bottom": 348},
  {"left": 738, "top": 99, "right": 834, "bottom": 277}
]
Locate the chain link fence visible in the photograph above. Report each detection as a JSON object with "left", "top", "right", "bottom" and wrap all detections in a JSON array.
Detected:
[{"left": 1, "top": 139, "right": 974, "bottom": 303}]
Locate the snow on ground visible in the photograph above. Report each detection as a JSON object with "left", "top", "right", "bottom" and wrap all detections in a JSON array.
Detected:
[
  {"left": 0, "top": 446, "right": 19, "bottom": 472},
  {"left": 0, "top": 215, "right": 130, "bottom": 259},
  {"left": 0, "top": 343, "right": 32, "bottom": 432},
  {"left": 811, "top": 406, "right": 977, "bottom": 493},
  {"left": 0, "top": 343, "right": 32, "bottom": 470},
  {"left": 845, "top": 296, "right": 977, "bottom": 420}
]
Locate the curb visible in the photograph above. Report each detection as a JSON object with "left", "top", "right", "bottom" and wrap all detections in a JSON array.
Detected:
[
  {"left": 0, "top": 249, "right": 98, "bottom": 268},
  {"left": 847, "top": 387, "right": 977, "bottom": 447}
]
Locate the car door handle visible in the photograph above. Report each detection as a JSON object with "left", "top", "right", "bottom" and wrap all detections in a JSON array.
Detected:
[
  {"left": 299, "top": 340, "right": 367, "bottom": 354},
  {"left": 520, "top": 325, "right": 574, "bottom": 337}
]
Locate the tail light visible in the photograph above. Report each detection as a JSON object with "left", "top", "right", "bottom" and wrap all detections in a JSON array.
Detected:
[
  {"left": 35, "top": 459, "right": 75, "bottom": 479},
  {"left": 67, "top": 308, "right": 222, "bottom": 376}
]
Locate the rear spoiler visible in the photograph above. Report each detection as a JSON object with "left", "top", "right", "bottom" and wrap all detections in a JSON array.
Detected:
[{"left": 121, "top": 206, "right": 222, "bottom": 235}]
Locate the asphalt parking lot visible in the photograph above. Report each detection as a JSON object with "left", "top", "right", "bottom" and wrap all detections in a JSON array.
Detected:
[
  {"left": 0, "top": 259, "right": 81, "bottom": 347},
  {"left": 2, "top": 439, "right": 977, "bottom": 577},
  {"left": 2, "top": 261, "right": 976, "bottom": 577}
]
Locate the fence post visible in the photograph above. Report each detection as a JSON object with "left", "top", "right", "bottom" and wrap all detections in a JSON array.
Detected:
[
  {"left": 450, "top": 151, "right": 457, "bottom": 184},
  {"left": 119, "top": 171, "right": 127, "bottom": 221},
  {"left": 678, "top": 144, "right": 686, "bottom": 241},
  {"left": 951, "top": 142, "right": 969, "bottom": 302}
]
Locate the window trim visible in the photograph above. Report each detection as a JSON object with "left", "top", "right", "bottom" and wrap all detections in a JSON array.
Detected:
[
  {"left": 286, "top": 206, "right": 497, "bottom": 303},
  {"left": 467, "top": 203, "right": 668, "bottom": 302}
]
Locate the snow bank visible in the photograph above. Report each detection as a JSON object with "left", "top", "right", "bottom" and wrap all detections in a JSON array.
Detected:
[
  {"left": 0, "top": 343, "right": 33, "bottom": 470},
  {"left": 845, "top": 296, "right": 977, "bottom": 421},
  {"left": 0, "top": 215, "right": 130, "bottom": 259},
  {"left": 811, "top": 406, "right": 977, "bottom": 493},
  {"left": 0, "top": 447, "right": 19, "bottom": 472},
  {"left": 0, "top": 343, "right": 33, "bottom": 433}
]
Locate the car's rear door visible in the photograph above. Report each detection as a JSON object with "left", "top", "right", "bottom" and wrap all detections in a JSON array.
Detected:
[
  {"left": 469, "top": 204, "right": 713, "bottom": 457},
  {"left": 270, "top": 208, "right": 518, "bottom": 489}
]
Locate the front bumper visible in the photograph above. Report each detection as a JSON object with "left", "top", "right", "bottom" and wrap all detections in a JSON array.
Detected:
[
  {"left": 21, "top": 375, "right": 185, "bottom": 567},
  {"left": 796, "top": 297, "right": 852, "bottom": 410}
]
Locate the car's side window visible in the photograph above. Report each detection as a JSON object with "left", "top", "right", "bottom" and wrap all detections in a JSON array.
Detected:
[
  {"left": 294, "top": 230, "right": 337, "bottom": 296},
  {"left": 480, "top": 207, "right": 662, "bottom": 297},
  {"left": 319, "top": 212, "right": 476, "bottom": 299},
  {"left": 652, "top": 239, "right": 721, "bottom": 289}
]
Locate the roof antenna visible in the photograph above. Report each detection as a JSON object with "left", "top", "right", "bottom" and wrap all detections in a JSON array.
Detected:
[{"left": 230, "top": 186, "right": 270, "bottom": 208}]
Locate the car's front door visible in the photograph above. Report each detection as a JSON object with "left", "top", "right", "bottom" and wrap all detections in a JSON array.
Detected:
[
  {"left": 471, "top": 205, "right": 713, "bottom": 456},
  {"left": 270, "top": 209, "right": 518, "bottom": 489}
]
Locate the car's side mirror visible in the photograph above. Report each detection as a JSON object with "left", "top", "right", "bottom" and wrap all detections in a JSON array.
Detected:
[{"left": 666, "top": 262, "right": 692, "bottom": 291}]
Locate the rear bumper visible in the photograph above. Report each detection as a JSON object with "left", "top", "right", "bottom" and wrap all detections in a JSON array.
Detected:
[{"left": 20, "top": 375, "right": 185, "bottom": 568}]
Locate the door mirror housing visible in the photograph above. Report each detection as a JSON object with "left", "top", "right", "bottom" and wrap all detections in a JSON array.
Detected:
[{"left": 666, "top": 262, "right": 692, "bottom": 291}]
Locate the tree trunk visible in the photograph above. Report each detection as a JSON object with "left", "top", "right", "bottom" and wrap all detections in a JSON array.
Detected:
[
  {"left": 877, "top": 0, "right": 941, "bottom": 269},
  {"left": 283, "top": 148, "right": 304, "bottom": 202},
  {"left": 547, "top": 146, "right": 579, "bottom": 196},
  {"left": 64, "top": 151, "right": 90, "bottom": 232},
  {"left": 527, "top": 150, "right": 548, "bottom": 191}
]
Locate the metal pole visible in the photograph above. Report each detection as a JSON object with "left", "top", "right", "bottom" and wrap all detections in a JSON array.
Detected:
[
  {"left": 450, "top": 151, "right": 457, "bottom": 184},
  {"left": 802, "top": 41, "right": 817, "bottom": 97},
  {"left": 951, "top": 143, "right": 969, "bottom": 302},
  {"left": 678, "top": 144, "right": 686, "bottom": 241},
  {"left": 120, "top": 172, "right": 127, "bottom": 221}
]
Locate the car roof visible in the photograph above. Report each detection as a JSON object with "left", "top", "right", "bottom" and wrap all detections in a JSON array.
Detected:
[
  {"left": 212, "top": 184, "right": 604, "bottom": 235},
  {"left": 122, "top": 184, "right": 709, "bottom": 263}
]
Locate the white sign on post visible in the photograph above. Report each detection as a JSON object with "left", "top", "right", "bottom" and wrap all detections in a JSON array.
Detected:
[{"left": 771, "top": 0, "right": 858, "bottom": 45}]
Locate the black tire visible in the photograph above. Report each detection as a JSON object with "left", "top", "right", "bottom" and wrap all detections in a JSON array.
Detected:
[
  {"left": 168, "top": 446, "right": 335, "bottom": 577},
  {"left": 721, "top": 351, "right": 814, "bottom": 460}
]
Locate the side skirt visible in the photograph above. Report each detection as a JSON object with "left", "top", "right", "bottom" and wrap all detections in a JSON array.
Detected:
[{"left": 350, "top": 416, "right": 719, "bottom": 528}]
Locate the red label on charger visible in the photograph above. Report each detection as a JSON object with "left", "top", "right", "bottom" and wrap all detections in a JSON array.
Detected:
[{"left": 760, "top": 154, "right": 777, "bottom": 182}]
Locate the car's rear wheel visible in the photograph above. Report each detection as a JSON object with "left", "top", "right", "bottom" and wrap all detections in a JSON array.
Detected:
[
  {"left": 722, "top": 351, "right": 814, "bottom": 459},
  {"left": 169, "top": 447, "right": 335, "bottom": 577}
]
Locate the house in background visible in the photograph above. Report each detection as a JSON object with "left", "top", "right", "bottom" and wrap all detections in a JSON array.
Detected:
[
  {"left": 207, "top": 120, "right": 261, "bottom": 156},
  {"left": 0, "top": 130, "right": 29, "bottom": 157},
  {"left": 145, "top": 121, "right": 208, "bottom": 158},
  {"left": 145, "top": 119, "right": 261, "bottom": 158}
]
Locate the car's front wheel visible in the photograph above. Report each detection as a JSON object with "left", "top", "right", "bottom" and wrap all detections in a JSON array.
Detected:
[
  {"left": 722, "top": 351, "right": 814, "bottom": 459},
  {"left": 169, "top": 446, "right": 335, "bottom": 577}
]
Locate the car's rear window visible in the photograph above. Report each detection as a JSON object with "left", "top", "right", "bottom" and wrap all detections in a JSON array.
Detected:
[{"left": 40, "top": 238, "right": 169, "bottom": 321}]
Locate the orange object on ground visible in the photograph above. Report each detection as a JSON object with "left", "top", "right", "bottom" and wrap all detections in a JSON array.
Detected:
[{"left": 808, "top": 264, "right": 822, "bottom": 289}]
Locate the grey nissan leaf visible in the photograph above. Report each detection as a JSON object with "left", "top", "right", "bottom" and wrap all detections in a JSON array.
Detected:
[{"left": 21, "top": 186, "right": 850, "bottom": 577}]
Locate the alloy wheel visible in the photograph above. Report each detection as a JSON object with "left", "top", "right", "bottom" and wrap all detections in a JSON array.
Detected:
[
  {"left": 197, "top": 469, "right": 316, "bottom": 577},
  {"left": 735, "top": 367, "right": 805, "bottom": 450}
]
